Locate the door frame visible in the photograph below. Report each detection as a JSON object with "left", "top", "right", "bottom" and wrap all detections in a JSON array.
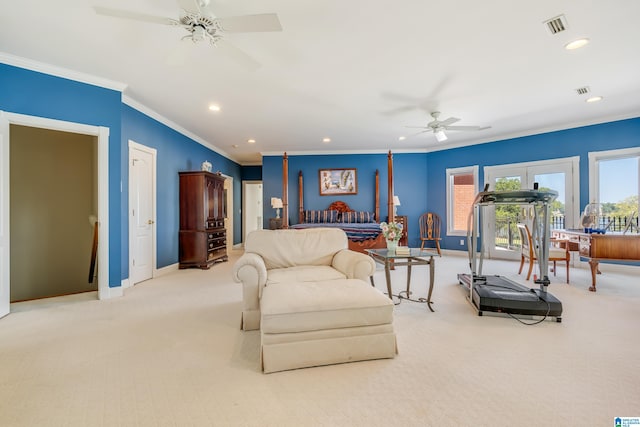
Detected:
[
  {"left": 220, "top": 174, "right": 234, "bottom": 252},
  {"left": 242, "top": 180, "right": 263, "bottom": 243},
  {"left": 0, "top": 111, "right": 110, "bottom": 315},
  {"left": 483, "top": 156, "right": 579, "bottom": 260},
  {"left": 128, "top": 140, "right": 157, "bottom": 287}
]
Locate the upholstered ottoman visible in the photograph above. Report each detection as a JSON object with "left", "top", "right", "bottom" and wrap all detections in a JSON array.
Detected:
[{"left": 259, "top": 278, "right": 397, "bottom": 373}]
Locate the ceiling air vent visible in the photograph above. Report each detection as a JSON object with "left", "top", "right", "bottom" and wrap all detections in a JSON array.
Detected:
[
  {"left": 544, "top": 15, "right": 568, "bottom": 35},
  {"left": 575, "top": 86, "right": 590, "bottom": 96}
]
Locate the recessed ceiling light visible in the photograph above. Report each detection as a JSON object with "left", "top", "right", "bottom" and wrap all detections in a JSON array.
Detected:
[
  {"left": 398, "top": 136, "right": 406, "bottom": 141},
  {"left": 586, "top": 96, "right": 603, "bottom": 103},
  {"left": 232, "top": 144, "right": 239, "bottom": 148},
  {"left": 565, "top": 38, "right": 590, "bottom": 50},
  {"left": 247, "top": 139, "right": 256, "bottom": 144},
  {"left": 322, "top": 137, "right": 331, "bottom": 143},
  {"left": 208, "top": 104, "right": 221, "bottom": 112}
]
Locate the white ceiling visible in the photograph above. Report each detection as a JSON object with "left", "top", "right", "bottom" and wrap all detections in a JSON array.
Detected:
[{"left": 1, "top": 0, "right": 639, "bottom": 165}]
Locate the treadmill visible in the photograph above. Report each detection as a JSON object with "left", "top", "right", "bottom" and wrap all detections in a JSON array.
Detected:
[{"left": 457, "top": 184, "right": 563, "bottom": 322}]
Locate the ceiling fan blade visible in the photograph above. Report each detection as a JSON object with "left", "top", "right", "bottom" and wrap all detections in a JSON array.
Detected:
[
  {"left": 217, "top": 14, "right": 283, "bottom": 32},
  {"left": 214, "top": 39, "right": 261, "bottom": 71},
  {"left": 94, "top": 6, "right": 176, "bottom": 25},
  {"left": 404, "top": 126, "right": 432, "bottom": 130},
  {"left": 439, "top": 117, "right": 460, "bottom": 127},
  {"left": 381, "top": 105, "right": 419, "bottom": 116},
  {"left": 405, "top": 130, "right": 432, "bottom": 138},
  {"left": 176, "top": 0, "right": 201, "bottom": 14},
  {"left": 445, "top": 125, "right": 491, "bottom": 131}
]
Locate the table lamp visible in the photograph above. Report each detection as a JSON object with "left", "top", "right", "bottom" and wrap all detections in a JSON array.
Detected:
[
  {"left": 393, "top": 195, "right": 401, "bottom": 217},
  {"left": 271, "top": 197, "right": 283, "bottom": 219}
]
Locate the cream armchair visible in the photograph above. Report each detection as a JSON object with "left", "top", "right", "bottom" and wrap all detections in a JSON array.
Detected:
[
  {"left": 232, "top": 228, "right": 397, "bottom": 373},
  {"left": 233, "top": 227, "right": 377, "bottom": 330}
]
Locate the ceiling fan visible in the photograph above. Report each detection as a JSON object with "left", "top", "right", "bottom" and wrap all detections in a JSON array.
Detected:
[
  {"left": 94, "top": 0, "right": 282, "bottom": 70},
  {"left": 405, "top": 111, "right": 491, "bottom": 142}
]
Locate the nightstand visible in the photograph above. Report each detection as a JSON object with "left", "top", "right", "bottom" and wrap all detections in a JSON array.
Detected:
[{"left": 269, "top": 218, "right": 283, "bottom": 230}]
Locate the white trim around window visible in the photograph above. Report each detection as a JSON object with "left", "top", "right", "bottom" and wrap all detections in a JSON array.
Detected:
[
  {"left": 446, "top": 165, "right": 479, "bottom": 236},
  {"left": 588, "top": 147, "right": 640, "bottom": 206}
]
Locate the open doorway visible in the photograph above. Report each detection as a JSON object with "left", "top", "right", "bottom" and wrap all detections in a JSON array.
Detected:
[
  {"left": 0, "top": 111, "right": 111, "bottom": 318},
  {"left": 242, "top": 181, "right": 263, "bottom": 244},
  {"left": 10, "top": 125, "right": 98, "bottom": 301}
]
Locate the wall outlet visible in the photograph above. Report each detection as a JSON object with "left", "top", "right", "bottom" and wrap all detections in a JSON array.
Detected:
[{"left": 460, "top": 239, "right": 465, "bottom": 245}]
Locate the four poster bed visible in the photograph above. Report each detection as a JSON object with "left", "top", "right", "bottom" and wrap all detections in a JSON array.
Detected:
[{"left": 281, "top": 151, "right": 396, "bottom": 254}]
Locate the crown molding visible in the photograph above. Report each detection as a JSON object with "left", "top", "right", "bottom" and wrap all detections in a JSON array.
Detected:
[
  {"left": 0, "top": 52, "right": 127, "bottom": 92},
  {"left": 122, "top": 95, "right": 239, "bottom": 164}
]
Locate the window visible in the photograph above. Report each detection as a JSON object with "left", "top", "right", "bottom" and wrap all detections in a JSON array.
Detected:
[
  {"left": 446, "top": 166, "right": 478, "bottom": 236},
  {"left": 589, "top": 148, "right": 640, "bottom": 231}
]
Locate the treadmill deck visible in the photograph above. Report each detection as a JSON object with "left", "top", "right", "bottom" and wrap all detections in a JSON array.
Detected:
[{"left": 458, "top": 273, "right": 562, "bottom": 321}]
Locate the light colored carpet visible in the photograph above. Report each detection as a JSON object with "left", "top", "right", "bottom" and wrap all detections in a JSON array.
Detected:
[{"left": 1, "top": 250, "right": 639, "bottom": 427}]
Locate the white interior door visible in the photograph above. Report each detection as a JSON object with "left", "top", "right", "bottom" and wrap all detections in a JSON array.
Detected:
[
  {"left": 484, "top": 157, "right": 578, "bottom": 260},
  {"left": 242, "top": 181, "right": 263, "bottom": 243},
  {"left": 0, "top": 116, "right": 9, "bottom": 318},
  {"left": 129, "top": 141, "right": 156, "bottom": 286}
]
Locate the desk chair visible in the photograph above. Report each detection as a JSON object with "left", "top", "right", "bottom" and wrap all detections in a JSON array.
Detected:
[
  {"left": 419, "top": 212, "right": 442, "bottom": 256},
  {"left": 517, "top": 223, "right": 570, "bottom": 283}
]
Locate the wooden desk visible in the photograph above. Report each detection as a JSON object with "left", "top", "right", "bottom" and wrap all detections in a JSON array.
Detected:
[{"left": 552, "top": 229, "right": 640, "bottom": 292}]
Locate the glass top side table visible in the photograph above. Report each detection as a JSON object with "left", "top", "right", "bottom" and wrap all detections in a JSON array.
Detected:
[{"left": 366, "top": 248, "right": 437, "bottom": 311}]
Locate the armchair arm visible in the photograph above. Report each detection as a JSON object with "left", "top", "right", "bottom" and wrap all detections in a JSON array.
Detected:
[
  {"left": 232, "top": 252, "right": 268, "bottom": 302},
  {"left": 332, "top": 249, "right": 376, "bottom": 281}
]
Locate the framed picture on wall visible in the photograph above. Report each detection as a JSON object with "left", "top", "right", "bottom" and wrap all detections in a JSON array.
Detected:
[{"left": 318, "top": 168, "right": 357, "bottom": 195}]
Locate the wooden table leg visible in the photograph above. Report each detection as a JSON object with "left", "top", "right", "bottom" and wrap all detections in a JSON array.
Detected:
[{"left": 588, "top": 259, "right": 599, "bottom": 292}]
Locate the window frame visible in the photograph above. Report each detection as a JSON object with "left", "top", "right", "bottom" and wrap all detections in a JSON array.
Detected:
[
  {"left": 588, "top": 147, "right": 640, "bottom": 206},
  {"left": 446, "top": 165, "right": 479, "bottom": 236}
]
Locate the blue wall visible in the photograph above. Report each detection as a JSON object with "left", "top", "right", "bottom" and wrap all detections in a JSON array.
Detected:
[
  {"left": 1, "top": 63, "right": 242, "bottom": 287},
  {"left": 1, "top": 64, "right": 123, "bottom": 287},
  {"left": 262, "top": 152, "right": 429, "bottom": 247},
  {"left": 426, "top": 117, "right": 640, "bottom": 251},
  {"left": 241, "top": 165, "right": 262, "bottom": 181},
  {"left": 261, "top": 118, "right": 640, "bottom": 251},
  {"left": 121, "top": 105, "right": 242, "bottom": 271}
]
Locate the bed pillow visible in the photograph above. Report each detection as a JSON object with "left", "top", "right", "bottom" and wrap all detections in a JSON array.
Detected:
[
  {"left": 304, "top": 209, "right": 339, "bottom": 223},
  {"left": 341, "top": 211, "right": 375, "bottom": 223}
]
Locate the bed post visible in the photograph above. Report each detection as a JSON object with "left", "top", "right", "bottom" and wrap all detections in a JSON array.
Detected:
[
  {"left": 283, "top": 152, "right": 289, "bottom": 229},
  {"left": 375, "top": 170, "right": 380, "bottom": 222},
  {"left": 298, "top": 171, "right": 304, "bottom": 223},
  {"left": 387, "top": 150, "right": 394, "bottom": 222}
]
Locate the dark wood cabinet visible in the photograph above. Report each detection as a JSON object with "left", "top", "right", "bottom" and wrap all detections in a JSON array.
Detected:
[{"left": 179, "top": 171, "right": 227, "bottom": 269}]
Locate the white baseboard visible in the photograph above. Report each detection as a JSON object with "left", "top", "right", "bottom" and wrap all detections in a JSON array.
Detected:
[
  {"left": 155, "top": 263, "right": 179, "bottom": 277},
  {"left": 99, "top": 284, "right": 124, "bottom": 300}
]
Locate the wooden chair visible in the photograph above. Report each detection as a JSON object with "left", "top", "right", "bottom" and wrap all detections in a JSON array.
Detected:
[
  {"left": 419, "top": 212, "right": 442, "bottom": 256},
  {"left": 517, "top": 223, "right": 570, "bottom": 283}
]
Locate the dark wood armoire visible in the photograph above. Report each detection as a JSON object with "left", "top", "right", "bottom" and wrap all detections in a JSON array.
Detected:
[{"left": 179, "top": 171, "right": 228, "bottom": 269}]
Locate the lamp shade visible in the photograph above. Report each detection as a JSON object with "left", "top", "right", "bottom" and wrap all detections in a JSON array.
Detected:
[
  {"left": 434, "top": 129, "right": 448, "bottom": 142},
  {"left": 393, "top": 195, "right": 401, "bottom": 206},
  {"left": 271, "top": 197, "right": 283, "bottom": 208}
]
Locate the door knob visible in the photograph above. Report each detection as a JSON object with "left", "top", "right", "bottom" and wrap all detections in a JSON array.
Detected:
[{"left": 148, "top": 220, "right": 155, "bottom": 225}]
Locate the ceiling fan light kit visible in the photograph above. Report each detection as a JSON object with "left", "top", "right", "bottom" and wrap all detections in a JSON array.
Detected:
[
  {"left": 404, "top": 111, "right": 490, "bottom": 142},
  {"left": 434, "top": 129, "right": 448, "bottom": 142}
]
